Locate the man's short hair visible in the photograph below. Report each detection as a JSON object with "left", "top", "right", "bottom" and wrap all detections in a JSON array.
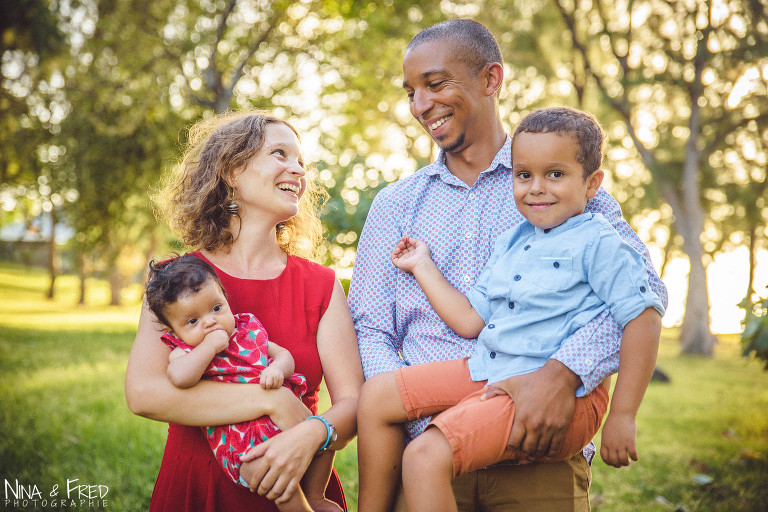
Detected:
[
  {"left": 513, "top": 106, "right": 605, "bottom": 178},
  {"left": 407, "top": 19, "right": 502, "bottom": 75}
]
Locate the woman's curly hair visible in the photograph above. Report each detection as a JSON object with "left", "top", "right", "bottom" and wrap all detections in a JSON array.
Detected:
[{"left": 154, "top": 110, "right": 326, "bottom": 259}]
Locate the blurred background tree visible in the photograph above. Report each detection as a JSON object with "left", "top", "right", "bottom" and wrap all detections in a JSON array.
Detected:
[{"left": 2, "top": 0, "right": 767, "bottom": 357}]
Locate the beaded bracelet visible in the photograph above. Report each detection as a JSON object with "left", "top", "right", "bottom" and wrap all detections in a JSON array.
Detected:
[{"left": 306, "top": 415, "right": 332, "bottom": 451}]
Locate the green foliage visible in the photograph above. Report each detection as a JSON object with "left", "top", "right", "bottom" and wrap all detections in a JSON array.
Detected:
[{"left": 740, "top": 297, "right": 768, "bottom": 370}]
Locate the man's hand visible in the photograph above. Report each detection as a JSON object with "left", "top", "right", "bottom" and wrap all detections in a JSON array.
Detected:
[{"left": 483, "top": 360, "right": 579, "bottom": 459}]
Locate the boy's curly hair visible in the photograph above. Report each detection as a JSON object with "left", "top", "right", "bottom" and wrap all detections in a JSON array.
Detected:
[{"left": 513, "top": 106, "right": 604, "bottom": 179}]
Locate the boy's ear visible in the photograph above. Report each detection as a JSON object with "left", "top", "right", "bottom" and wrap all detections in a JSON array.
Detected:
[{"left": 586, "top": 170, "right": 604, "bottom": 199}]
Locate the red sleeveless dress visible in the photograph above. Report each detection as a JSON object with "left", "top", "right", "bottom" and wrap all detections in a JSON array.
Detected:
[{"left": 149, "top": 253, "right": 347, "bottom": 512}]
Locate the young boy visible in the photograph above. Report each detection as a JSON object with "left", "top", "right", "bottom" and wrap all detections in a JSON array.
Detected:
[
  {"left": 357, "top": 106, "right": 665, "bottom": 512},
  {"left": 145, "top": 254, "right": 342, "bottom": 512}
]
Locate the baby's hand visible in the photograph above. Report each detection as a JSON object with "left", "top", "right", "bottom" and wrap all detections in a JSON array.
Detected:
[
  {"left": 391, "top": 236, "right": 431, "bottom": 273},
  {"left": 202, "top": 329, "right": 230, "bottom": 354},
  {"left": 600, "top": 411, "right": 638, "bottom": 468},
  {"left": 260, "top": 365, "right": 285, "bottom": 389}
]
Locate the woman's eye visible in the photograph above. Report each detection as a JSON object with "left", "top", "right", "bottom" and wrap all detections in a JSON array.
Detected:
[{"left": 272, "top": 149, "right": 285, "bottom": 157}]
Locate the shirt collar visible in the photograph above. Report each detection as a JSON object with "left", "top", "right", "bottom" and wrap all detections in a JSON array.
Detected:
[
  {"left": 424, "top": 135, "right": 512, "bottom": 179},
  {"left": 533, "top": 212, "right": 594, "bottom": 236}
]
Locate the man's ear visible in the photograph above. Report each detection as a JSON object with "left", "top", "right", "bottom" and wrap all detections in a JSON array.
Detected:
[
  {"left": 484, "top": 62, "right": 504, "bottom": 97},
  {"left": 586, "top": 169, "right": 604, "bottom": 199}
]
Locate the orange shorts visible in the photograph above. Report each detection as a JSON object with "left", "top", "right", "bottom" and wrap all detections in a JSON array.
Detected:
[{"left": 394, "top": 357, "right": 609, "bottom": 477}]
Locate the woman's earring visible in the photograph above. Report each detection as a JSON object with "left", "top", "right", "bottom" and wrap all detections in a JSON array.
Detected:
[{"left": 226, "top": 187, "right": 239, "bottom": 216}]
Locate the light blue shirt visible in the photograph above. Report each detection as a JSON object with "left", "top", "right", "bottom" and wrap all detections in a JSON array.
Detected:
[{"left": 467, "top": 212, "right": 665, "bottom": 392}]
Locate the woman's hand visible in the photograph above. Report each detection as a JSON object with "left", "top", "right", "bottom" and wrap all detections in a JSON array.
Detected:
[{"left": 239, "top": 418, "right": 327, "bottom": 503}]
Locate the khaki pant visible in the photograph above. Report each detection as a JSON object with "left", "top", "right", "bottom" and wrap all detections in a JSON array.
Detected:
[{"left": 394, "top": 454, "right": 592, "bottom": 512}]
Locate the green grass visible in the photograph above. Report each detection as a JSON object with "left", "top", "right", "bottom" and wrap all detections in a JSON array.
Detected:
[{"left": 1, "top": 262, "right": 767, "bottom": 511}]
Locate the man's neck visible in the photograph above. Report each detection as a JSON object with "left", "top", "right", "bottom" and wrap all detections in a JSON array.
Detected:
[{"left": 443, "top": 121, "right": 507, "bottom": 186}]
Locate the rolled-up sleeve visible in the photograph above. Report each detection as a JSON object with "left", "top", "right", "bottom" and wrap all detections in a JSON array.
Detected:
[{"left": 552, "top": 190, "right": 668, "bottom": 395}]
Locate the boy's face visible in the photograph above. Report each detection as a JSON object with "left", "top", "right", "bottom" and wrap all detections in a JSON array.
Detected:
[
  {"left": 164, "top": 278, "right": 235, "bottom": 347},
  {"left": 511, "top": 131, "right": 603, "bottom": 230}
]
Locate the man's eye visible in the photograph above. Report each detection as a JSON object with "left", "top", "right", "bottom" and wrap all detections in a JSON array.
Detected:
[{"left": 429, "top": 81, "right": 445, "bottom": 89}]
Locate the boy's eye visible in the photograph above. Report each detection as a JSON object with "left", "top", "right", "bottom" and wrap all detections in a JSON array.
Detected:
[
  {"left": 213, "top": 304, "right": 222, "bottom": 312},
  {"left": 516, "top": 172, "right": 531, "bottom": 179},
  {"left": 550, "top": 171, "right": 563, "bottom": 178}
]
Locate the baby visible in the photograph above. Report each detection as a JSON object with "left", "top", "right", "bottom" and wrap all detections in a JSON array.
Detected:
[{"left": 145, "top": 254, "right": 341, "bottom": 512}]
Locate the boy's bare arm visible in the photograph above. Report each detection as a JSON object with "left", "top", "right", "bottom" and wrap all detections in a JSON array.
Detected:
[
  {"left": 166, "top": 330, "right": 229, "bottom": 389},
  {"left": 600, "top": 307, "right": 661, "bottom": 467},
  {"left": 392, "top": 236, "right": 485, "bottom": 338}
]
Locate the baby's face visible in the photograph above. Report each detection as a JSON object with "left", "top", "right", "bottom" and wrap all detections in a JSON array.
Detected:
[
  {"left": 164, "top": 278, "right": 235, "bottom": 347},
  {"left": 511, "top": 131, "right": 601, "bottom": 230}
]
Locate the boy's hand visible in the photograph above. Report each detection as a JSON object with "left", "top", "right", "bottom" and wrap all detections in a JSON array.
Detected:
[
  {"left": 202, "top": 329, "right": 230, "bottom": 354},
  {"left": 600, "top": 411, "right": 638, "bottom": 468},
  {"left": 260, "top": 365, "right": 286, "bottom": 389},
  {"left": 391, "top": 236, "right": 431, "bottom": 273}
]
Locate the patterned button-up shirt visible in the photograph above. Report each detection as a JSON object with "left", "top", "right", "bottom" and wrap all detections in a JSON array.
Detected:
[{"left": 348, "top": 136, "right": 668, "bottom": 446}]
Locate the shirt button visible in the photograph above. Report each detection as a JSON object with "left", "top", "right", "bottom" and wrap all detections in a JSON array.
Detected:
[
  {"left": 553, "top": 261, "right": 560, "bottom": 268},
  {"left": 524, "top": 245, "right": 531, "bottom": 251},
  {"left": 508, "top": 301, "right": 515, "bottom": 309},
  {"left": 584, "top": 358, "right": 593, "bottom": 366},
  {"left": 514, "top": 275, "right": 521, "bottom": 281},
  {"left": 490, "top": 351, "right": 496, "bottom": 359},
  {"left": 469, "top": 192, "right": 475, "bottom": 199},
  {"left": 488, "top": 324, "right": 495, "bottom": 329},
  {"left": 463, "top": 275, "right": 470, "bottom": 283},
  {"left": 465, "top": 232, "right": 473, "bottom": 239},
  {"left": 544, "top": 228, "right": 551, "bottom": 233},
  {"left": 640, "top": 286, "right": 647, "bottom": 292}
]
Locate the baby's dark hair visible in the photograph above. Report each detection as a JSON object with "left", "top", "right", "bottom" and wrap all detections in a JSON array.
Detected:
[
  {"left": 513, "top": 106, "right": 604, "bottom": 179},
  {"left": 145, "top": 254, "right": 225, "bottom": 327}
]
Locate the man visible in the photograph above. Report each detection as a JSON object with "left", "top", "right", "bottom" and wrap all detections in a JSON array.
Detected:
[{"left": 349, "top": 19, "right": 667, "bottom": 511}]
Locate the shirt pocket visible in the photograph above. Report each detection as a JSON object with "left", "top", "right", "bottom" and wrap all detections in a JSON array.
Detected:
[{"left": 531, "top": 256, "right": 574, "bottom": 292}]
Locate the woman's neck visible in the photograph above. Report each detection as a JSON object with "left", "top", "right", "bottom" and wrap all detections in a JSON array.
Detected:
[{"left": 203, "top": 217, "right": 287, "bottom": 279}]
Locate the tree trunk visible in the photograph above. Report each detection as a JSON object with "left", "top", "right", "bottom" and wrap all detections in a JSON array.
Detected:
[
  {"left": 109, "top": 267, "right": 123, "bottom": 306},
  {"left": 78, "top": 251, "right": 89, "bottom": 305},
  {"left": 47, "top": 210, "right": 58, "bottom": 299},
  {"left": 679, "top": 235, "right": 716, "bottom": 355},
  {"left": 678, "top": 78, "right": 717, "bottom": 356},
  {"left": 746, "top": 222, "right": 757, "bottom": 300}
]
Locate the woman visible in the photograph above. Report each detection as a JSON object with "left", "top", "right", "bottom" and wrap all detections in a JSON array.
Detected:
[{"left": 125, "top": 110, "right": 363, "bottom": 511}]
